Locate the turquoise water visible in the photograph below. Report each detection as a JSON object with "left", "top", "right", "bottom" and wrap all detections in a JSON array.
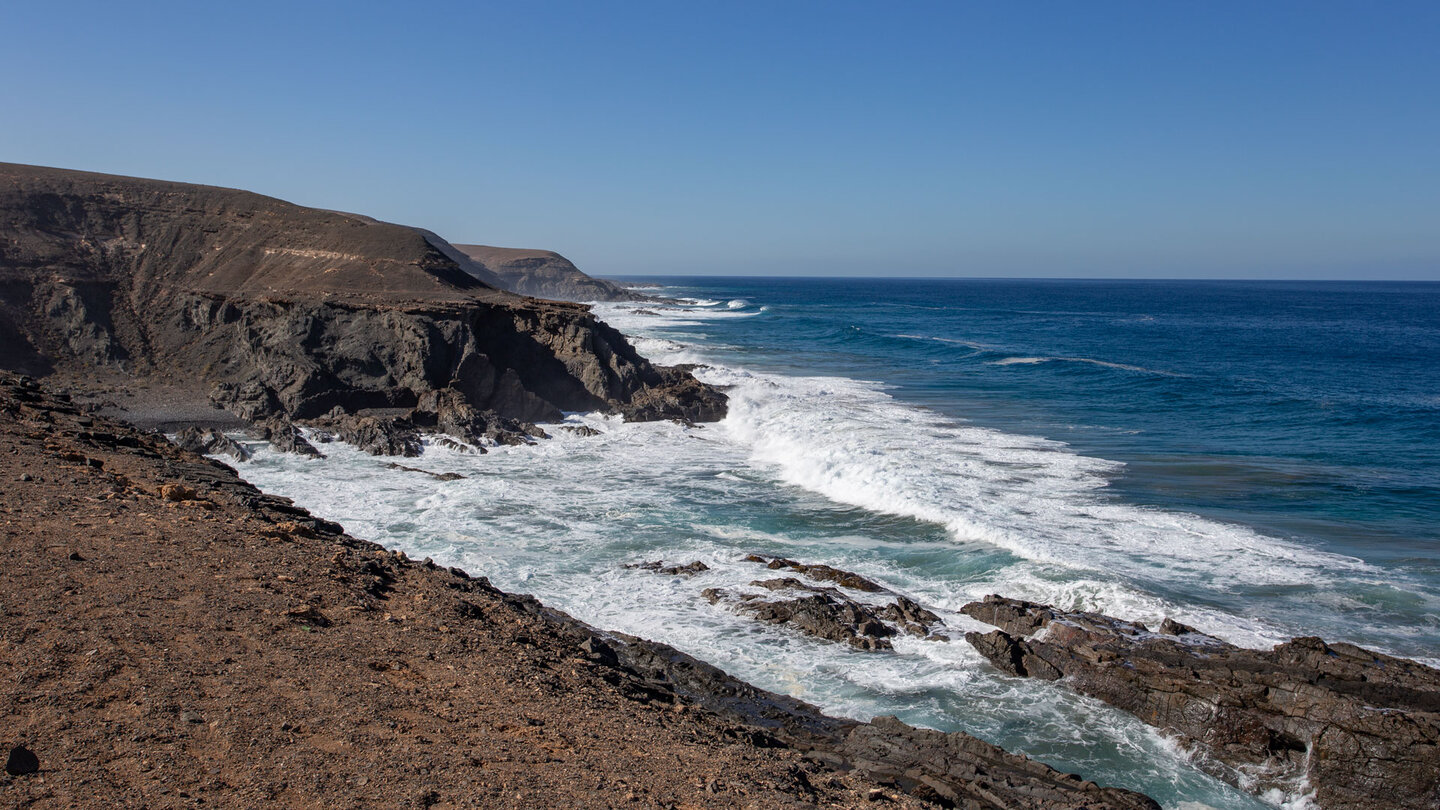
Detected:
[{"left": 237, "top": 278, "right": 1439, "bottom": 809}]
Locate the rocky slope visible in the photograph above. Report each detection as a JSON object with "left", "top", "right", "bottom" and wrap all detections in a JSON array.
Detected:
[
  {"left": 0, "top": 372, "right": 1161, "bottom": 809},
  {"left": 453, "top": 244, "right": 645, "bottom": 302},
  {"left": 0, "top": 163, "right": 719, "bottom": 440},
  {"left": 961, "top": 595, "right": 1440, "bottom": 809}
]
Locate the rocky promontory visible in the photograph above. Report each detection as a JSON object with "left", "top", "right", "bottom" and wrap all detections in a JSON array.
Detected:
[
  {"left": 961, "top": 595, "right": 1440, "bottom": 810},
  {"left": 0, "top": 373, "right": 1161, "bottom": 808},
  {"left": 452, "top": 243, "right": 645, "bottom": 303},
  {"left": 0, "top": 163, "right": 719, "bottom": 445}
]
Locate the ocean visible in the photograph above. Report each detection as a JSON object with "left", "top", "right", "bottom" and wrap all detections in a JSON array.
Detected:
[{"left": 236, "top": 278, "right": 1440, "bottom": 809}]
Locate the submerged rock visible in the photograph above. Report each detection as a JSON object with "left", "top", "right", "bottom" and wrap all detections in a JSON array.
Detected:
[
  {"left": 383, "top": 463, "right": 465, "bottom": 482},
  {"left": 626, "top": 560, "right": 710, "bottom": 577},
  {"left": 961, "top": 594, "right": 1440, "bottom": 810}
]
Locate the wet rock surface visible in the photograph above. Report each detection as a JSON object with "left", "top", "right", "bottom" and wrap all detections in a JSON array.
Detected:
[
  {"left": 383, "top": 463, "right": 466, "bottom": 481},
  {"left": 705, "top": 582, "right": 898, "bottom": 650},
  {"left": 173, "top": 426, "right": 252, "bottom": 461},
  {"left": 745, "top": 553, "right": 888, "bottom": 592},
  {"left": 639, "top": 554, "right": 947, "bottom": 651},
  {"left": 625, "top": 560, "right": 711, "bottom": 577},
  {"left": 961, "top": 595, "right": 1440, "bottom": 810},
  {"left": 249, "top": 417, "right": 324, "bottom": 458},
  {"left": 307, "top": 409, "right": 424, "bottom": 457},
  {"left": 0, "top": 373, "right": 1160, "bottom": 808},
  {"left": 618, "top": 365, "right": 729, "bottom": 424}
]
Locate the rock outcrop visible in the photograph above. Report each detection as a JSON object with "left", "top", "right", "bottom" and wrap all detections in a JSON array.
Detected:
[
  {"left": 452, "top": 243, "right": 645, "bottom": 302},
  {"left": 0, "top": 163, "right": 724, "bottom": 443},
  {"left": 961, "top": 595, "right": 1440, "bottom": 810},
  {"left": 173, "top": 425, "right": 252, "bottom": 461},
  {"left": 641, "top": 554, "right": 948, "bottom": 651}
]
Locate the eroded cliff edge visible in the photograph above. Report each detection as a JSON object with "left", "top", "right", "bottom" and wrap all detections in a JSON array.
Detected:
[{"left": 0, "top": 162, "right": 720, "bottom": 438}]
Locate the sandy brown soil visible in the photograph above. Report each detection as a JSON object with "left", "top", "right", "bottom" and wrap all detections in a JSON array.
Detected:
[{"left": 0, "top": 373, "right": 928, "bottom": 809}]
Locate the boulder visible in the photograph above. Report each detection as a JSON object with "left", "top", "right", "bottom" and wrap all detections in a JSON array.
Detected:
[
  {"left": 249, "top": 418, "right": 324, "bottom": 459},
  {"left": 173, "top": 426, "right": 252, "bottom": 461}
]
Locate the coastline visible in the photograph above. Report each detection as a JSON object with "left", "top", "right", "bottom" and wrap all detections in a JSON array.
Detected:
[{"left": 0, "top": 372, "right": 1159, "bottom": 809}]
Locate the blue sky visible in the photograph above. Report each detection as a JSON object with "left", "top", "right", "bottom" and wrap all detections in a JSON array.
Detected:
[{"left": 3, "top": 2, "right": 1437, "bottom": 278}]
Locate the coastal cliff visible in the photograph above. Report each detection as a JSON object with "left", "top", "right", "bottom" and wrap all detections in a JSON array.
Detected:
[
  {"left": 452, "top": 243, "right": 645, "bottom": 303},
  {"left": 0, "top": 163, "right": 718, "bottom": 438}
]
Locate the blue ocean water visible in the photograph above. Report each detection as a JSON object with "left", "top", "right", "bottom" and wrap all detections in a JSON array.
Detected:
[
  {"left": 623, "top": 276, "right": 1440, "bottom": 652},
  {"left": 671, "top": 280, "right": 1439, "bottom": 540},
  {"left": 236, "top": 277, "right": 1440, "bottom": 809}
]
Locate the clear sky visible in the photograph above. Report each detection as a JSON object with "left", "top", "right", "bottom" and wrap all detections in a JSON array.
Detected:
[{"left": 3, "top": 2, "right": 1437, "bottom": 279}]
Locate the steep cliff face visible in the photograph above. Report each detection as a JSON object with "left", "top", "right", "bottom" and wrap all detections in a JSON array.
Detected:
[
  {"left": 452, "top": 243, "right": 645, "bottom": 302},
  {"left": 0, "top": 162, "right": 721, "bottom": 429}
]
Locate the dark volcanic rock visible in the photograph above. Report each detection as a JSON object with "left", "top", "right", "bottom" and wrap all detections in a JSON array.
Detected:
[
  {"left": 0, "top": 162, "right": 724, "bottom": 440},
  {"left": 411, "top": 388, "right": 545, "bottom": 447},
  {"left": 704, "top": 557, "right": 947, "bottom": 649},
  {"left": 626, "top": 560, "right": 710, "bottom": 577},
  {"left": 5, "top": 745, "right": 39, "bottom": 776},
  {"left": 308, "top": 410, "right": 423, "bottom": 457},
  {"left": 705, "top": 582, "right": 898, "bottom": 651},
  {"left": 383, "top": 463, "right": 465, "bottom": 481},
  {"left": 880, "top": 597, "right": 947, "bottom": 641},
  {"left": 837, "top": 717, "right": 1157, "bottom": 810},
  {"left": 173, "top": 426, "right": 252, "bottom": 461},
  {"left": 617, "top": 365, "right": 728, "bottom": 424},
  {"left": 745, "top": 553, "right": 887, "bottom": 592},
  {"left": 451, "top": 244, "right": 646, "bottom": 303},
  {"left": 961, "top": 595, "right": 1440, "bottom": 809},
  {"left": 249, "top": 417, "right": 324, "bottom": 458},
  {"left": 585, "top": 620, "right": 1159, "bottom": 810}
]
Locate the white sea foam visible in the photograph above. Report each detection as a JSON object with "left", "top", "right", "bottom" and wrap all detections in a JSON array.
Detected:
[
  {"left": 710, "top": 366, "right": 1367, "bottom": 591},
  {"left": 991, "top": 355, "right": 1186, "bottom": 376},
  {"left": 893, "top": 333, "right": 992, "bottom": 350}
]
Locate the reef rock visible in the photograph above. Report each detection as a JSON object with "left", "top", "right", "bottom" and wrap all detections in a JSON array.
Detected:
[
  {"left": 961, "top": 595, "right": 1440, "bottom": 810},
  {"left": 693, "top": 556, "right": 946, "bottom": 650}
]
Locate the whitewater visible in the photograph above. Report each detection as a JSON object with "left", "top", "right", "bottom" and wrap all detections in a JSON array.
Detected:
[{"left": 235, "top": 280, "right": 1440, "bottom": 810}]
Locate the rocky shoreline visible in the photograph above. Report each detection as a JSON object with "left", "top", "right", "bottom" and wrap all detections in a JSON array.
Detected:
[{"left": 0, "top": 372, "right": 1163, "bottom": 808}]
